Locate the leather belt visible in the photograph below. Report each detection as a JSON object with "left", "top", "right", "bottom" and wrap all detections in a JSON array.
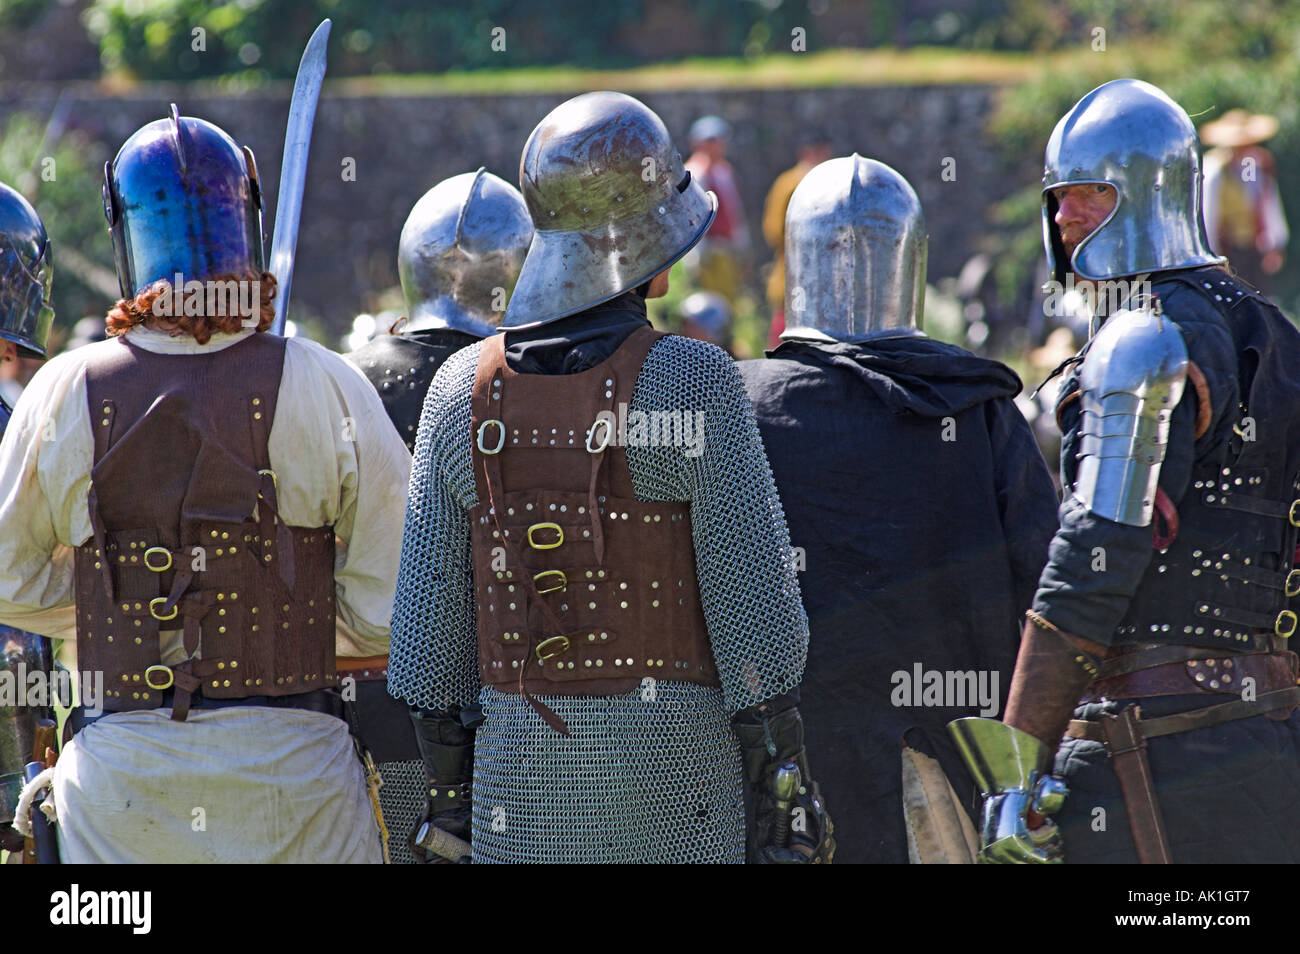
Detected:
[
  {"left": 1080, "top": 649, "right": 1298, "bottom": 703},
  {"left": 1066, "top": 687, "right": 1300, "bottom": 743}
]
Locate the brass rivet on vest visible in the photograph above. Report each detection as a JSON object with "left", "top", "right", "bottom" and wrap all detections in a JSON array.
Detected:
[
  {"left": 118, "top": 556, "right": 126, "bottom": 563},
  {"left": 600, "top": 632, "right": 608, "bottom": 640},
  {"left": 253, "top": 412, "right": 262, "bottom": 421},
  {"left": 308, "top": 618, "right": 314, "bottom": 625},
  {"left": 619, "top": 582, "right": 627, "bottom": 590},
  {"left": 250, "top": 606, "right": 257, "bottom": 614},
  {"left": 121, "top": 674, "right": 129, "bottom": 683},
  {"left": 132, "top": 692, "right": 140, "bottom": 700},
  {"left": 583, "top": 530, "right": 590, "bottom": 538},
  {"left": 252, "top": 397, "right": 261, "bottom": 406},
  {"left": 222, "top": 680, "right": 230, "bottom": 688},
  {"left": 245, "top": 679, "right": 253, "bottom": 687},
  {"left": 282, "top": 622, "right": 289, "bottom": 630},
  {"left": 129, "top": 556, "right": 138, "bottom": 563},
  {"left": 134, "top": 637, "right": 142, "bottom": 645},
  {"left": 133, "top": 620, "right": 141, "bottom": 628},
  {"left": 652, "top": 600, "right": 660, "bottom": 608},
  {"left": 512, "top": 660, "right": 519, "bottom": 668},
  {"left": 653, "top": 515, "right": 661, "bottom": 522},
  {"left": 219, "top": 608, "right": 226, "bottom": 616},
  {"left": 586, "top": 571, "right": 593, "bottom": 579},
  {"left": 282, "top": 604, "right": 289, "bottom": 612},
  {"left": 216, "top": 548, "right": 224, "bottom": 556},
  {"left": 509, "top": 603, "right": 516, "bottom": 611},
  {"left": 614, "top": 659, "right": 622, "bottom": 666},
  {"left": 211, "top": 681, "right": 220, "bottom": 688},
  {"left": 277, "top": 677, "right": 284, "bottom": 685},
  {"left": 598, "top": 570, "right": 606, "bottom": 578},
  {"left": 129, "top": 542, "right": 137, "bottom": 550},
  {"left": 121, "top": 603, "right": 130, "bottom": 611},
  {"left": 588, "top": 634, "right": 596, "bottom": 641},
  {"left": 218, "top": 662, "right": 226, "bottom": 670},
  {"left": 255, "top": 678, "right": 262, "bottom": 686},
  {"left": 264, "top": 555, "right": 273, "bottom": 563},
  {"left": 101, "top": 419, "right": 110, "bottom": 427},
  {"left": 286, "top": 676, "right": 294, "bottom": 683},
  {"left": 620, "top": 601, "right": 628, "bottom": 609},
  {"left": 211, "top": 531, "right": 218, "bottom": 538},
  {"left": 107, "top": 636, "right": 114, "bottom": 643},
  {"left": 219, "top": 626, "right": 226, "bottom": 634},
  {"left": 588, "top": 602, "right": 596, "bottom": 609},
  {"left": 94, "top": 562, "right": 101, "bottom": 569}
]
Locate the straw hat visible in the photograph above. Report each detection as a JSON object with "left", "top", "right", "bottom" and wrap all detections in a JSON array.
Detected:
[{"left": 1200, "top": 109, "right": 1280, "bottom": 147}]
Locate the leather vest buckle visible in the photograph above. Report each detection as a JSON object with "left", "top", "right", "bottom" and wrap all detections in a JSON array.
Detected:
[
  {"left": 257, "top": 468, "right": 278, "bottom": 499},
  {"left": 536, "top": 635, "right": 570, "bottom": 661},
  {"left": 149, "top": 597, "right": 178, "bottom": 621},
  {"left": 586, "top": 416, "right": 613, "bottom": 454},
  {"left": 1290, "top": 500, "right": 1300, "bottom": 527},
  {"left": 144, "top": 664, "right": 174, "bottom": 690},
  {"left": 1276, "top": 610, "right": 1297, "bottom": 639},
  {"left": 1287, "top": 569, "right": 1300, "bottom": 599},
  {"left": 526, "top": 522, "right": 563, "bottom": 550},
  {"left": 533, "top": 569, "right": 567, "bottom": 594},
  {"left": 143, "top": 546, "right": 173, "bottom": 572},
  {"left": 476, "top": 419, "right": 505, "bottom": 455}
]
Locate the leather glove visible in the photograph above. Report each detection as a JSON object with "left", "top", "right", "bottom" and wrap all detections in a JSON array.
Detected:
[
  {"left": 733, "top": 693, "right": 835, "bottom": 864},
  {"left": 409, "top": 705, "right": 482, "bottom": 864}
]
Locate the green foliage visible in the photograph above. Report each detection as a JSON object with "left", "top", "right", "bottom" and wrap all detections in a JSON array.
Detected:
[
  {"left": 0, "top": 113, "right": 116, "bottom": 343},
  {"left": 0, "top": 0, "right": 47, "bottom": 28}
]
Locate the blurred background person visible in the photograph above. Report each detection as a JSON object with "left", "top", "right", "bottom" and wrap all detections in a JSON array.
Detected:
[
  {"left": 684, "top": 115, "right": 749, "bottom": 307},
  {"left": 1201, "top": 109, "right": 1289, "bottom": 294},
  {"left": 678, "top": 289, "right": 731, "bottom": 347},
  {"left": 761, "top": 132, "right": 832, "bottom": 348}
]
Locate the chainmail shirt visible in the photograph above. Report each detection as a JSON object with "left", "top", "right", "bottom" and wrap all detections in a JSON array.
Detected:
[{"left": 388, "top": 334, "right": 807, "bottom": 863}]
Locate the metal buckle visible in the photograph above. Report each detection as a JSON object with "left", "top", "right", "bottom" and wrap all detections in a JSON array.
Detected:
[
  {"left": 143, "top": 546, "right": 172, "bottom": 572},
  {"left": 1287, "top": 570, "right": 1300, "bottom": 599},
  {"left": 1276, "top": 610, "right": 1297, "bottom": 639},
  {"left": 257, "top": 468, "right": 278, "bottom": 499},
  {"left": 586, "top": 416, "right": 613, "bottom": 454},
  {"left": 536, "top": 635, "right": 570, "bottom": 661},
  {"left": 476, "top": 419, "right": 505, "bottom": 455},
  {"left": 526, "top": 522, "right": 563, "bottom": 550},
  {"left": 149, "top": 597, "right": 178, "bottom": 621},
  {"left": 533, "top": 570, "right": 567, "bottom": 594},
  {"left": 1290, "top": 500, "right": 1300, "bottom": 527},
  {"left": 144, "top": 664, "right": 174, "bottom": 691}
]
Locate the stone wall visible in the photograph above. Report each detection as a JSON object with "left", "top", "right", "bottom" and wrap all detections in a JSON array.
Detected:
[{"left": 0, "top": 81, "right": 1027, "bottom": 335}]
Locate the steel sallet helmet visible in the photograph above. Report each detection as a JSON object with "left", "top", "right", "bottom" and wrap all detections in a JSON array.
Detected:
[
  {"left": 398, "top": 169, "right": 534, "bottom": 337},
  {"left": 0, "top": 182, "right": 53, "bottom": 358},
  {"left": 503, "top": 91, "right": 717, "bottom": 329},
  {"left": 1043, "top": 78, "right": 1224, "bottom": 284},
  {"left": 103, "top": 104, "right": 264, "bottom": 299},
  {"left": 782, "top": 154, "right": 926, "bottom": 343}
]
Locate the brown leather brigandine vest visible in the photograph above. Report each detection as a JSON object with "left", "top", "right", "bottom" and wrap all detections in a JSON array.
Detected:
[
  {"left": 73, "top": 334, "right": 336, "bottom": 720},
  {"left": 469, "top": 326, "right": 719, "bottom": 697}
]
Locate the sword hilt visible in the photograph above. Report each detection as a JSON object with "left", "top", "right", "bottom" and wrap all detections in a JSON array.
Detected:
[
  {"left": 415, "top": 820, "right": 472, "bottom": 863},
  {"left": 772, "top": 761, "right": 801, "bottom": 848}
]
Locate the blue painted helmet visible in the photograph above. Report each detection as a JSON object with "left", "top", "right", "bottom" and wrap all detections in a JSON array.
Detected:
[
  {"left": 103, "top": 105, "right": 264, "bottom": 299},
  {"left": 0, "top": 181, "right": 53, "bottom": 359}
]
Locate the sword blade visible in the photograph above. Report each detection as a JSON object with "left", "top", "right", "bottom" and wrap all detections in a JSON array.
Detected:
[{"left": 269, "top": 18, "right": 331, "bottom": 335}]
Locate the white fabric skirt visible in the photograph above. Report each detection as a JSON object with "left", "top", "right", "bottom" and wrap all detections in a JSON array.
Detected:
[{"left": 53, "top": 706, "right": 381, "bottom": 863}]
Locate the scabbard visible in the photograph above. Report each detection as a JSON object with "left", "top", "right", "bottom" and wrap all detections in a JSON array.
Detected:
[{"left": 1098, "top": 705, "right": 1172, "bottom": 864}]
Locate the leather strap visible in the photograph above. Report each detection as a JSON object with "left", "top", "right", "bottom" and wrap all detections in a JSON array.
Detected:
[
  {"left": 1097, "top": 706, "right": 1173, "bottom": 864},
  {"left": 1067, "top": 686, "right": 1300, "bottom": 742}
]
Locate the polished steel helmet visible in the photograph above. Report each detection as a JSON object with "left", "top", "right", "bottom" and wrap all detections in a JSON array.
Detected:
[
  {"left": 1043, "top": 79, "right": 1224, "bottom": 284},
  {"left": 0, "top": 182, "right": 53, "bottom": 358},
  {"left": 398, "top": 169, "right": 533, "bottom": 337},
  {"left": 104, "top": 104, "right": 264, "bottom": 299},
  {"left": 503, "top": 91, "right": 717, "bottom": 329},
  {"left": 782, "top": 154, "right": 926, "bottom": 343}
]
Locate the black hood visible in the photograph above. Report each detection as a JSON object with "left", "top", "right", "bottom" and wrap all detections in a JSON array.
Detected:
[{"left": 770, "top": 336, "right": 1023, "bottom": 417}]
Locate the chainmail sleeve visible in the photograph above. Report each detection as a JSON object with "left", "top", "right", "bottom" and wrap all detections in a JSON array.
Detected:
[
  {"left": 627, "top": 335, "right": 809, "bottom": 713},
  {"left": 387, "top": 343, "right": 483, "bottom": 710}
]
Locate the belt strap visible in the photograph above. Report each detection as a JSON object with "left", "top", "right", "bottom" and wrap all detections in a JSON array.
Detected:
[
  {"left": 1067, "top": 686, "right": 1300, "bottom": 743},
  {"left": 1097, "top": 706, "right": 1173, "bottom": 864},
  {"left": 1096, "top": 645, "right": 1221, "bottom": 680}
]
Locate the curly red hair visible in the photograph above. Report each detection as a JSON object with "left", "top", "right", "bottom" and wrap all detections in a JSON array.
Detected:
[{"left": 105, "top": 270, "right": 277, "bottom": 345}]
